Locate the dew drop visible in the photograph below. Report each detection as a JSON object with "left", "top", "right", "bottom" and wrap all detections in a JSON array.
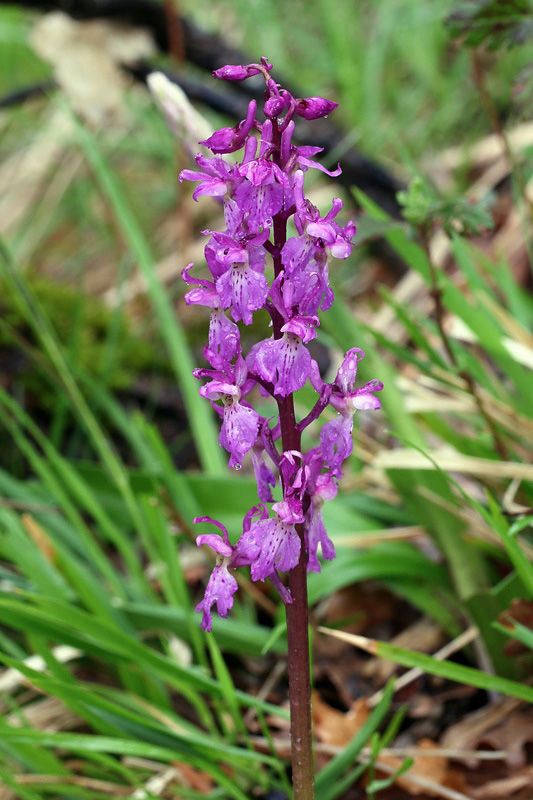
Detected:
[{"left": 233, "top": 463, "right": 242, "bottom": 471}]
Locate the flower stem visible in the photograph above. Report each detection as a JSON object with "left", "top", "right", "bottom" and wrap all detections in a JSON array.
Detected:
[
  {"left": 269, "top": 121, "right": 315, "bottom": 795},
  {"left": 285, "top": 522, "right": 314, "bottom": 799},
  {"left": 277, "top": 391, "right": 315, "bottom": 799}
]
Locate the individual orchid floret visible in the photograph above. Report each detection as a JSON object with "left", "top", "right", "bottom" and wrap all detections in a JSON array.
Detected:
[
  {"left": 236, "top": 157, "right": 288, "bottom": 232},
  {"left": 182, "top": 264, "right": 240, "bottom": 361},
  {"left": 330, "top": 348, "right": 384, "bottom": 415},
  {"left": 246, "top": 274, "right": 319, "bottom": 395},
  {"left": 282, "top": 172, "right": 356, "bottom": 274},
  {"left": 306, "top": 471, "right": 338, "bottom": 573},
  {"left": 247, "top": 332, "right": 313, "bottom": 397},
  {"left": 252, "top": 443, "right": 277, "bottom": 503},
  {"left": 194, "top": 517, "right": 238, "bottom": 632},
  {"left": 320, "top": 416, "right": 355, "bottom": 480},
  {"left": 197, "top": 352, "right": 260, "bottom": 469},
  {"left": 320, "top": 349, "right": 383, "bottom": 477},
  {"left": 205, "top": 230, "right": 269, "bottom": 325},
  {"left": 238, "top": 507, "right": 301, "bottom": 582},
  {"left": 179, "top": 154, "right": 241, "bottom": 201}
]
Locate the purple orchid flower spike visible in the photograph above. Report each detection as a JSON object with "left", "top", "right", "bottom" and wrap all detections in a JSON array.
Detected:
[
  {"left": 169, "top": 58, "right": 386, "bottom": 797},
  {"left": 172, "top": 60, "right": 382, "bottom": 641}
]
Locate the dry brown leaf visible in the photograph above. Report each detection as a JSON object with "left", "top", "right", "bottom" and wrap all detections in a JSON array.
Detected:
[
  {"left": 441, "top": 701, "right": 532, "bottom": 768},
  {"left": 378, "top": 739, "right": 449, "bottom": 796},
  {"left": 21, "top": 514, "right": 56, "bottom": 564},
  {"left": 363, "top": 618, "right": 444, "bottom": 683},
  {"left": 471, "top": 767, "right": 533, "bottom": 799},
  {"left": 312, "top": 692, "right": 370, "bottom": 747},
  {"left": 173, "top": 763, "right": 214, "bottom": 793},
  {"left": 474, "top": 712, "right": 533, "bottom": 768}
]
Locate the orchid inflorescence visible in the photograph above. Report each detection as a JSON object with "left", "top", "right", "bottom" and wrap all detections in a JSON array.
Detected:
[{"left": 179, "top": 58, "right": 383, "bottom": 631}]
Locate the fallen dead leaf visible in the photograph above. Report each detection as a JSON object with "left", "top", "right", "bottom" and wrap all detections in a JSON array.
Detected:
[
  {"left": 471, "top": 767, "right": 533, "bottom": 799},
  {"left": 173, "top": 763, "right": 214, "bottom": 793},
  {"left": 363, "top": 618, "right": 444, "bottom": 683},
  {"left": 378, "top": 739, "right": 449, "bottom": 796},
  {"left": 441, "top": 700, "right": 533, "bottom": 768},
  {"left": 474, "top": 712, "right": 533, "bottom": 768},
  {"left": 312, "top": 692, "right": 370, "bottom": 747}
]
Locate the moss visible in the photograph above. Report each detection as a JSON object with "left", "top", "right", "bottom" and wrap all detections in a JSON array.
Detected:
[{"left": 0, "top": 274, "right": 172, "bottom": 408}]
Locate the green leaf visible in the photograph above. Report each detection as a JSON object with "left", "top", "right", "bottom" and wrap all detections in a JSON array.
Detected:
[
  {"left": 331, "top": 631, "right": 533, "bottom": 703},
  {"left": 494, "top": 619, "right": 533, "bottom": 651},
  {"left": 69, "top": 109, "right": 224, "bottom": 474}
]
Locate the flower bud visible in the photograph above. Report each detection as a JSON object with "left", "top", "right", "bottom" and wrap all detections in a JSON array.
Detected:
[
  {"left": 212, "top": 62, "right": 272, "bottom": 81},
  {"left": 264, "top": 95, "right": 286, "bottom": 118},
  {"left": 212, "top": 64, "right": 251, "bottom": 81},
  {"left": 295, "top": 96, "right": 338, "bottom": 120}
]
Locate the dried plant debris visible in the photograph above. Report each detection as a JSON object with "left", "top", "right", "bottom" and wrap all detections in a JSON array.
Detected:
[{"left": 30, "top": 11, "right": 155, "bottom": 125}]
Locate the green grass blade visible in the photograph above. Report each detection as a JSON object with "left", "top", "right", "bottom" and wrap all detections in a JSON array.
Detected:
[
  {"left": 69, "top": 110, "right": 224, "bottom": 474},
  {"left": 321, "top": 628, "right": 533, "bottom": 704}
]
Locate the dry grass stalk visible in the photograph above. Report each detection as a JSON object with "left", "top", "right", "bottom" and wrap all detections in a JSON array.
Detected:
[
  {"left": 0, "top": 645, "right": 80, "bottom": 693},
  {"left": 372, "top": 448, "right": 533, "bottom": 481}
]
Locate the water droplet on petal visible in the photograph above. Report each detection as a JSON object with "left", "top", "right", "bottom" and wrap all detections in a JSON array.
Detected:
[{"left": 233, "top": 463, "right": 242, "bottom": 471}]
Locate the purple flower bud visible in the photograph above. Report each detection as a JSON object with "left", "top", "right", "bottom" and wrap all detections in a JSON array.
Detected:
[
  {"left": 212, "top": 62, "right": 273, "bottom": 81},
  {"left": 295, "top": 96, "right": 338, "bottom": 120},
  {"left": 212, "top": 65, "right": 251, "bottom": 81},
  {"left": 264, "top": 95, "right": 287, "bottom": 118},
  {"left": 200, "top": 101, "right": 257, "bottom": 154}
]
